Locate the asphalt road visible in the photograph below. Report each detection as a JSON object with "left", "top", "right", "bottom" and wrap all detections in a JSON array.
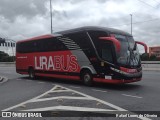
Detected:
[{"left": 0, "top": 66, "right": 160, "bottom": 120}]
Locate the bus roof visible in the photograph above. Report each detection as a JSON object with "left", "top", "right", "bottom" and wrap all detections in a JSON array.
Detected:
[
  {"left": 17, "top": 26, "right": 132, "bottom": 43},
  {"left": 17, "top": 34, "right": 53, "bottom": 43},
  {"left": 56, "top": 26, "right": 132, "bottom": 36}
]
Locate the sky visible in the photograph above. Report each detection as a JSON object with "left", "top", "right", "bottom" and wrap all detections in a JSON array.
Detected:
[{"left": 0, "top": 0, "right": 160, "bottom": 54}]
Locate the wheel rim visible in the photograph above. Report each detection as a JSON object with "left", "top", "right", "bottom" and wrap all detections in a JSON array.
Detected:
[
  {"left": 29, "top": 70, "right": 34, "bottom": 78},
  {"left": 30, "top": 72, "right": 33, "bottom": 78},
  {"left": 84, "top": 73, "right": 91, "bottom": 83}
]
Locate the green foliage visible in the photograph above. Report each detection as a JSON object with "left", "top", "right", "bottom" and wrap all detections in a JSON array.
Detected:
[
  {"left": 0, "top": 51, "right": 15, "bottom": 62},
  {"left": 149, "top": 54, "right": 157, "bottom": 61},
  {"left": 140, "top": 53, "right": 159, "bottom": 61},
  {"left": 140, "top": 53, "right": 149, "bottom": 61}
]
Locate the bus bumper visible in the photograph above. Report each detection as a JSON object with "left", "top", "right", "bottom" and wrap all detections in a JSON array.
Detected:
[{"left": 93, "top": 77, "right": 141, "bottom": 84}]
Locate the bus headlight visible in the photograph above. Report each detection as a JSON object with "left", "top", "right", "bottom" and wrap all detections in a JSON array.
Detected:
[{"left": 101, "top": 62, "right": 104, "bottom": 66}]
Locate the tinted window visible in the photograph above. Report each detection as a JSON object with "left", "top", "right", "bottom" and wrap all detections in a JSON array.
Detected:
[
  {"left": 16, "top": 37, "right": 67, "bottom": 53},
  {"left": 64, "top": 31, "right": 91, "bottom": 50},
  {"left": 16, "top": 41, "right": 36, "bottom": 53},
  {"left": 101, "top": 42, "right": 113, "bottom": 63},
  {"left": 88, "top": 31, "right": 108, "bottom": 55}
]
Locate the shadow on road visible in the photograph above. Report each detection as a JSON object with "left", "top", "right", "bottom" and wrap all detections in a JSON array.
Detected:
[{"left": 19, "top": 76, "right": 142, "bottom": 92}]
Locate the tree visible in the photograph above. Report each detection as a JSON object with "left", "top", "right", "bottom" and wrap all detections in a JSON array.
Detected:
[
  {"left": 149, "top": 54, "right": 158, "bottom": 61},
  {"left": 140, "top": 53, "right": 149, "bottom": 61},
  {"left": 0, "top": 51, "right": 15, "bottom": 62}
]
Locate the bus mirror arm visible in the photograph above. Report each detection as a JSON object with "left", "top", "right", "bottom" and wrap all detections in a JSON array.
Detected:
[
  {"left": 99, "top": 37, "right": 121, "bottom": 52},
  {"left": 135, "top": 41, "right": 148, "bottom": 53}
]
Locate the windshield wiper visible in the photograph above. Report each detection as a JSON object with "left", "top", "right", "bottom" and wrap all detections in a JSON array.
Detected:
[
  {"left": 127, "top": 47, "right": 136, "bottom": 67},
  {"left": 128, "top": 46, "right": 140, "bottom": 67}
]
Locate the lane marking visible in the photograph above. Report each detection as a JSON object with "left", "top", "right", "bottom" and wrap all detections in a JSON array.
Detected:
[
  {"left": 30, "top": 96, "right": 92, "bottom": 103},
  {"left": 22, "top": 106, "right": 115, "bottom": 112},
  {"left": 69, "top": 86, "right": 81, "bottom": 89},
  {"left": 58, "top": 86, "right": 150, "bottom": 120},
  {"left": 26, "top": 80, "right": 33, "bottom": 82},
  {"left": 0, "top": 77, "right": 2, "bottom": 81},
  {"left": 50, "top": 90, "right": 71, "bottom": 93},
  {"left": 2, "top": 85, "right": 150, "bottom": 120},
  {"left": 122, "top": 94, "right": 143, "bottom": 99},
  {"left": 92, "top": 89, "right": 107, "bottom": 93},
  {"left": 62, "top": 86, "right": 124, "bottom": 111},
  {"left": 3, "top": 71, "right": 12, "bottom": 74},
  {"left": 2, "top": 85, "right": 58, "bottom": 111},
  {"left": 38, "top": 82, "right": 45, "bottom": 84}
]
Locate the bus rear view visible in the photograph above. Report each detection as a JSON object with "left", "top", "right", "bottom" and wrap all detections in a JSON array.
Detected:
[{"left": 16, "top": 26, "right": 147, "bottom": 86}]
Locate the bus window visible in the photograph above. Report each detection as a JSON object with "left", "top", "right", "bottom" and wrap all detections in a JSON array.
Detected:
[
  {"left": 88, "top": 31, "right": 108, "bottom": 54},
  {"left": 64, "top": 32, "right": 91, "bottom": 50},
  {"left": 101, "top": 42, "right": 114, "bottom": 63},
  {"left": 88, "top": 31, "right": 114, "bottom": 63}
]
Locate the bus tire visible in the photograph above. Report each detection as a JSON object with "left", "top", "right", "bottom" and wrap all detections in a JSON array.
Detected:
[
  {"left": 29, "top": 68, "right": 36, "bottom": 80},
  {"left": 81, "top": 70, "right": 93, "bottom": 86}
]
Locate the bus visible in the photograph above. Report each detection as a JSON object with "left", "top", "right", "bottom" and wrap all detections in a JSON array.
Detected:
[{"left": 16, "top": 26, "right": 147, "bottom": 85}]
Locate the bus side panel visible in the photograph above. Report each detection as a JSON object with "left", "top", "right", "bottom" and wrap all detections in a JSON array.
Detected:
[
  {"left": 16, "top": 53, "right": 35, "bottom": 74},
  {"left": 16, "top": 50, "right": 81, "bottom": 78},
  {"left": 33, "top": 51, "right": 81, "bottom": 73}
]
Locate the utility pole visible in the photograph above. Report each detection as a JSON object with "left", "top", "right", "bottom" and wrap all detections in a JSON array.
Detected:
[
  {"left": 130, "top": 14, "right": 132, "bottom": 35},
  {"left": 50, "top": 0, "right": 53, "bottom": 34}
]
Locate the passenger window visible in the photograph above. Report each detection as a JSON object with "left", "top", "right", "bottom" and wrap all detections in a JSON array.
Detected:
[
  {"left": 64, "top": 32, "right": 91, "bottom": 50},
  {"left": 101, "top": 42, "right": 114, "bottom": 63}
]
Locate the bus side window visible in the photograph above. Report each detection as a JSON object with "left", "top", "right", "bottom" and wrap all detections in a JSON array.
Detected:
[
  {"left": 101, "top": 42, "right": 114, "bottom": 63},
  {"left": 88, "top": 31, "right": 114, "bottom": 63},
  {"left": 64, "top": 32, "right": 91, "bottom": 50},
  {"left": 35, "top": 38, "right": 67, "bottom": 52},
  {"left": 17, "top": 41, "right": 35, "bottom": 53}
]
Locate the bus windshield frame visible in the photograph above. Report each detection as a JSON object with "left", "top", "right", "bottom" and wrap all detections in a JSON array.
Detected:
[{"left": 113, "top": 34, "right": 140, "bottom": 68}]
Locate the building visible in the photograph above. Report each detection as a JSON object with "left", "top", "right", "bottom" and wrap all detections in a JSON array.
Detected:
[{"left": 149, "top": 46, "right": 160, "bottom": 59}]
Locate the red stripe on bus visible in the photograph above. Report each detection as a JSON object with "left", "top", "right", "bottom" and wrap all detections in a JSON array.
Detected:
[
  {"left": 17, "top": 34, "right": 53, "bottom": 43},
  {"left": 36, "top": 73, "right": 80, "bottom": 80},
  {"left": 93, "top": 78, "right": 141, "bottom": 84}
]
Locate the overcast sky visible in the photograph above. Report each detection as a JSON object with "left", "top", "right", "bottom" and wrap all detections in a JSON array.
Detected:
[{"left": 0, "top": 0, "right": 160, "bottom": 49}]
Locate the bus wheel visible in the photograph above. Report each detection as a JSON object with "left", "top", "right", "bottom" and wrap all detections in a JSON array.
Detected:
[
  {"left": 29, "top": 68, "right": 35, "bottom": 79},
  {"left": 81, "top": 70, "right": 93, "bottom": 86}
]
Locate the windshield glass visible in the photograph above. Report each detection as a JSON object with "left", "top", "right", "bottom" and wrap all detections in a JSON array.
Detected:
[{"left": 114, "top": 34, "right": 140, "bottom": 67}]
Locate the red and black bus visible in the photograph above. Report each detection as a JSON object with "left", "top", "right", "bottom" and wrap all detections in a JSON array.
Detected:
[{"left": 16, "top": 26, "right": 147, "bottom": 85}]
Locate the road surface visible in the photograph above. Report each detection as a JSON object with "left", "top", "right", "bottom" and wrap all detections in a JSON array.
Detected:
[{"left": 0, "top": 66, "right": 160, "bottom": 120}]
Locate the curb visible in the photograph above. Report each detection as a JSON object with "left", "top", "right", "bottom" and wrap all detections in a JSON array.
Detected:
[
  {"left": 142, "top": 69, "right": 160, "bottom": 72},
  {"left": 0, "top": 77, "right": 3, "bottom": 82}
]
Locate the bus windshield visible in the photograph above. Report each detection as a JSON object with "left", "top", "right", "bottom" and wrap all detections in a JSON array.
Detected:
[{"left": 114, "top": 34, "right": 140, "bottom": 67}]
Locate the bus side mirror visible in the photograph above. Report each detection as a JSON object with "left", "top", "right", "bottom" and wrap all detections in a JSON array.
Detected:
[
  {"left": 135, "top": 41, "right": 148, "bottom": 53},
  {"left": 99, "top": 37, "right": 121, "bottom": 52}
]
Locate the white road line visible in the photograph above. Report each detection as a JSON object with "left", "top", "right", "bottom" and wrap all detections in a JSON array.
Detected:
[
  {"left": 38, "top": 82, "right": 45, "bottom": 84},
  {"left": 4, "top": 72, "right": 12, "bottom": 74},
  {"left": 30, "top": 96, "right": 92, "bottom": 103},
  {"left": 61, "top": 86, "right": 125, "bottom": 111},
  {"left": 26, "top": 80, "right": 32, "bottom": 82},
  {"left": 22, "top": 106, "right": 115, "bottom": 112},
  {"left": 57, "top": 86, "right": 150, "bottom": 120},
  {"left": 92, "top": 89, "right": 107, "bottom": 93},
  {"left": 2, "top": 85, "right": 58, "bottom": 111},
  {"left": 122, "top": 94, "right": 143, "bottom": 99},
  {"left": 69, "top": 86, "right": 81, "bottom": 89},
  {"left": 50, "top": 90, "right": 71, "bottom": 93},
  {"left": 2, "top": 85, "right": 150, "bottom": 120}
]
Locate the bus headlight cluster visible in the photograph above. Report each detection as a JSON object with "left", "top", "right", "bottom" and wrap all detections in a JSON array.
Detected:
[{"left": 110, "top": 67, "right": 141, "bottom": 77}]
